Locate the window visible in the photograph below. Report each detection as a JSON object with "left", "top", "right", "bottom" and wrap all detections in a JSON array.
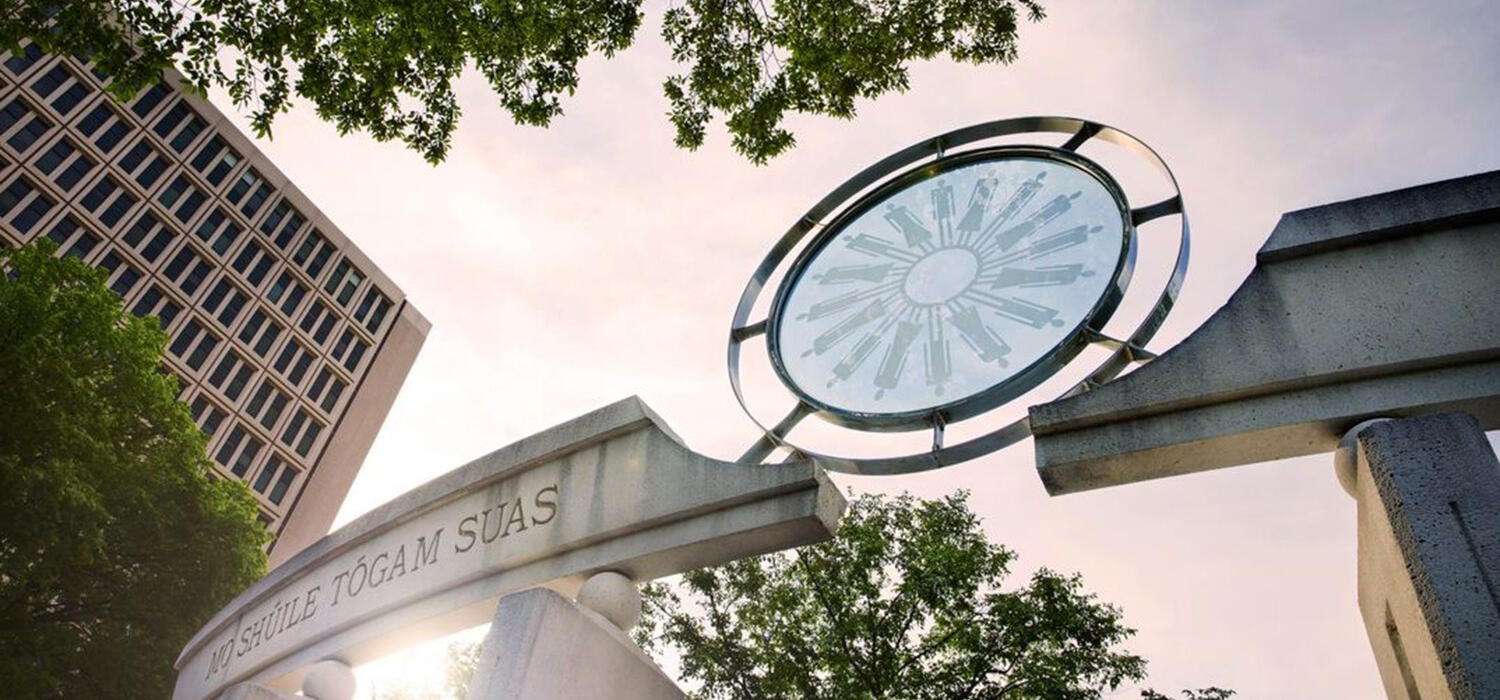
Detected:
[
  {"left": 267, "top": 270, "right": 307, "bottom": 316},
  {"left": 192, "top": 207, "right": 243, "bottom": 256},
  {"left": 238, "top": 309, "right": 284, "bottom": 358},
  {"left": 152, "top": 102, "right": 190, "bottom": 138},
  {"left": 260, "top": 200, "right": 307, "bottom": 250},
  {"left": 30, "top": 64, "right": 89, "bottom": 116},
  {"left": 76, "top": 103, "right": 129, "bottom": 152},
  {"left": 4, "top": 43, "right": 43, "bottom": 76},
  {"left": 230, "top": 240, "right": 273, "bottom": 286},
  {"left": 168, "top": 318, "right": 221, "bottom": 371},
  {"left": 162, "top": 245, "right": 212, "bottom": 296},
  {"left": 158, "top": 174, "right": 206, "bottom": 223},
  {"left": 353, "top": 288, "right": 392, "bottom": 334},
  {"left": 201, "top": 277, "right": 249, "bottom": 328},
  {"left": 33, "top": 138, "right": 73, "bottom": 173},
  {"left": 273, "top": 339, "right": 312, "bottom": 385},
  {"left": 190, "top": 395, "right": 227, "bottom": 438},
  {"left": 120, "top": 211, "right": 175, "bottom": 263},
  {"left": 291, "top": 230, "right": 333, "bottom": 278},
  {"left": 299, "top": 300, "right": 337, "bottom": 344},
  {"left": 190, "top": 136, "right": 241, "bottom": 186},
  {"left": 226, "top": 168, "right": 274, "bottom": 217},
  {"left": 79, "top": 175, "right": 136, "bottom": 229},
  {"left": 323, "top": 258, "right": 366, "bottom": 306},
  {"left": 33, "top": 138, "right": 95, "bottom": 192},
  {"left": 253, "top": 455, "right": 298, "bottom": 505},
  {"left": 0, "top": 176, "right": 55, "bottom": 236},
  {"left": 245, "top": 380, "right": 290, "bottom": 430},
  {"left": 96, "top": 251, "right": 142, "bottom": 296},
  {"left": 213, "top": 425, "right": 263, "bottom": 478},
  {"left": 306, "top": 366, "right": 347, "bottom": 413},
  {"left": 207, "top": 350, "right": 254, "bottom": 401},
  {"left": 131, "top": 84, "right": 170, "bottom": 118},
  {"left": 279, "top": 408, "right": 324, "bottom": 457},
  {"left": 2, "top": 98, "right": 52, "bottom": 153},
  {"left": 118, "top": 140, "right": 167, "bottom": 189},
  {"left": 171, "top": 113, "right": 205, "bottom": 152},
  {"left": 45, "top": 216, "right": 99, "bottom": 260},
  {"left": 252, "top": 454, "right": 281, "bottom": 493},
  {"left": 152, "top": 101, "right": 207, "bottom": 152},
  {"left": 332, "top": 329, "right": 370, "bottom": 372},
  {"left": 130, "top": 284, "right": 182, "bottom": 328}
]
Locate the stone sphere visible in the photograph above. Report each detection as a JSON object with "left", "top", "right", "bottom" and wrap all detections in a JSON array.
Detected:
[
  {"left": 302, "top": 659, "right": 357, "bottom": 700},
  {"left": 576, "top": 570, "right": 641, "bottom": 631}
]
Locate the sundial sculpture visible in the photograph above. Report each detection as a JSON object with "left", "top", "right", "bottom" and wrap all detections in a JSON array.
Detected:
[
  {"left": 731, "top": 116, "right": 1186, "bottom": 472},
  {"left": 176, "top": 119, "right": 1499, "bottom": 700}
]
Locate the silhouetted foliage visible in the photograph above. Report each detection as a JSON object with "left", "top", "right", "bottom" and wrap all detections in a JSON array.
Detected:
[
  {"left": 3, "top": 0, "right": 1042, "bottom": 163},
  {"left": 634, "top": 492, "right": 1201, "bottom": 699},
  {"left": 0, "top": 241, "right": 268, "bottom": 700}
]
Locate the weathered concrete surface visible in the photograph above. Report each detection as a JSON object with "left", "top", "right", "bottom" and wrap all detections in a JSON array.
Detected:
[
  {"left": 467, "top": 588, "right": 683, "bottom": 700},
  {"left": 1030, "top": 170, "right": 1500, "bottom": 494},
  {"left": 176, "top": 397, "right": 845, "bottom": 700},
  {"left": 1348, "top": 413, "right": 1500, "bottom": 700},
  {"left": 216, "top": 684, "right": 299, "bottom": 700}
]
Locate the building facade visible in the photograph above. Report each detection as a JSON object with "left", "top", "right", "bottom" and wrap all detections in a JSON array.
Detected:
[{"left": 0, "top": 42, "right": 429, "bottom": 567}]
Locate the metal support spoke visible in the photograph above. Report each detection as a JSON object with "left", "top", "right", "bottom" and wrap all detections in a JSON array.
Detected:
[
  {"left": 1131, "top": 196, "right": 1184, "bottom": 226},
  {"left": 731, "top": 319, "right": 768, "bottom": 342},
  {"left": 739, "top": 401, "right": 814, "bottom": 464},
  {"left": 1059, "top": 121, "right": 1103, "bottom": 152},
  {"left": 1083, "top": 328, "right": 1158, "bottom": 363},
  {"left": 931, "top": 413, "right": 947, "bottom": 452}
]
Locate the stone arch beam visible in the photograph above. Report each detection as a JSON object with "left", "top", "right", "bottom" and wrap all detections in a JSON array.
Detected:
[
  {"left": 173, "top": 397, "right": 844, "bottom": 699},
  {"left": 1029, "top": 170, "right": 1500, "bottom": 494}
]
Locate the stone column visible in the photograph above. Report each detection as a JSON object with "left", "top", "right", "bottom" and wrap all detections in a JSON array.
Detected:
[
  {"left": 466, "top": 573, "right": 683, "bottom": 700},
  {"left": 1336, "top": 413, "right": 1500, "bottom": 700}
]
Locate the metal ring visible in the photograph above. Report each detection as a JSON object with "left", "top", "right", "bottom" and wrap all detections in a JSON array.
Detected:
[{"left": 728, "top": 116, "right": 1189, "bottom": 474}]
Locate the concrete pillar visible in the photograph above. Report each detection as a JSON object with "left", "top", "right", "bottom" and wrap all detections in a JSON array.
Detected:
[
  {"left": 1338, "top": 413, "right": 1500, "bottom": 700},
  {"left": 466, "top": 576, "right": 683, "bottom": 700}
]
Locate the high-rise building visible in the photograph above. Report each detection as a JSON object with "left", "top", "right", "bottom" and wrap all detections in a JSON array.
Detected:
[{"left": 0, "top": 42, "right": 429, "bottom": 568}]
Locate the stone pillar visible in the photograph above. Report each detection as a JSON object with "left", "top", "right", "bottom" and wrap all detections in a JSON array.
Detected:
[
  {"left": 466, "top": 574, "right": 684, "bottom": 700},
  {"left": 1337, "top": 413, "right": 1500, "bottom": 700}
]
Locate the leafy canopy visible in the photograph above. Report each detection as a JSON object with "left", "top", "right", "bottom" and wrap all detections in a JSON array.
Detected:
[
  {"left": 635, "top": 492, "right": 1206, "bottom": 700},
  {"left": 3, "top": 0, "right": 1042, "bottom": 163},
  {"left": 0, "top": 241, "right": 269, "bottom": 700}
]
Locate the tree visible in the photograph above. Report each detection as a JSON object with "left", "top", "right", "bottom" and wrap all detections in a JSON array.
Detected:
[
  {"left": 634, "top": 492, "right": 1225, "bottom": 699},
  {"left": 2, "top": 0, "right": 1043, "bottom": 164},
  {"left": 0, "top": 241, "right": 269, "bottom": 700}
]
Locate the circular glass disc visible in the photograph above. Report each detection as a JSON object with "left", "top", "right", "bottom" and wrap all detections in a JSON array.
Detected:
[{"left": 769, "top": 150, "right": 1131, "bottom": 421}]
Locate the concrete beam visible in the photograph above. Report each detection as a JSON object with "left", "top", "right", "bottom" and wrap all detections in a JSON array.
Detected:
[
  {"left": 174, "top": 397, "right": 844, "bottom": 699},
  {"left": 1030, "top": 170, "right": 1500, "bottom": 494}
]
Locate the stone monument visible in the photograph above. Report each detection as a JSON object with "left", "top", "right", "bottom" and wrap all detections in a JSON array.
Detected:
[{"left": 175, "top": 121, "right": 1496, "bottom": 699}]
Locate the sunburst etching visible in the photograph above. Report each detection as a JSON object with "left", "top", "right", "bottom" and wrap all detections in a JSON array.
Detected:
[{"left": 777, "top": 157, "right": 1123, "bottom": 414}]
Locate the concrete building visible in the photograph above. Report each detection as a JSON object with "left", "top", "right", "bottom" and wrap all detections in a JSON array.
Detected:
[{"left": 0, "top": 41, "right": 428, "bottom": 568}]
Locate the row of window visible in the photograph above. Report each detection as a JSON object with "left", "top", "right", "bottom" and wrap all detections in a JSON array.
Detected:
[
  {"left": 203, "top": 420, "right": 301, "bottom": 508},
  {"left": 3, "top": 146, "right": 393, "bottom": 333},
  {"left": 189, "top": 349, "right": 345, "bottom": 455},
  {"left": 0, "top": 182, "right": 385, "bottom": 379},
  {"left": 2, "top": 172, "right": 395, "bottom": 345},
  {"left": 0, "top": 84, "right": 396, "bottom": 328},
  {"left": 188, "top": 350, "right": 333, "bottom": 459}
]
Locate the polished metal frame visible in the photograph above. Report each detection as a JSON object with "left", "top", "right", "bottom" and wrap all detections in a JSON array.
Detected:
[
  {"left": 729, "top": 117, "right": 1190, "bottom": 474},
  {"left": 764, "top": 145, "right": 1136, "bottom": 430}
]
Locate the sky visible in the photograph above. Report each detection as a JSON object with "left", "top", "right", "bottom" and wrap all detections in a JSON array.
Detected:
[{"left": 203, "top": 0, "right": 1500, "bottom": 697}]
